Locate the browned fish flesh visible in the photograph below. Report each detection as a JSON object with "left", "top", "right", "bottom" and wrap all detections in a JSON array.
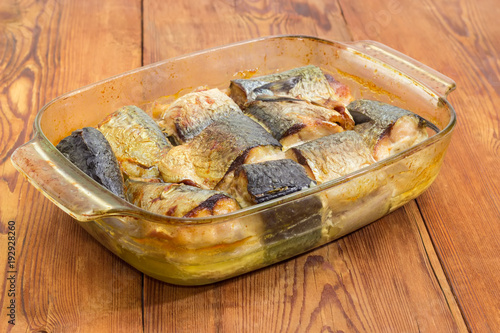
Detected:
[
  {"left": 216, "top": 159, "right": 316, "bottom": 208},
  {"left": 286, "top": 131, "right": 375, "bottom": 183},
  {"left": 154, "top": 88, "right": 244, "bottom": 144},
  {"left": 229, "top": 65, "right": 354, "bottom": 108},
  {"left": 348, "top": 99, "right": 428, "bottom": 161},
  {"left": 126, "top": 181, "right": 239, "bottom": 218},
  {"left": 244, "top": 98, "right": 353, "bottom": 149},
  {"left": 159, "top": 113, "right": 283, "bottom": 189},
  {"left": 97, "top": 105, "right": 172, "bottom": 180}
]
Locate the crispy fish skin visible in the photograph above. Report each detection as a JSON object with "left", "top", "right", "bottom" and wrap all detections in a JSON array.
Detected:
[
  {"left": 348, "top": 99, "right": 428, "bottom": 161},
  {"left": 216, "top": 159, "right": 316, "bottom": 208},
  {"left": 56, "top": 127, "right": 125, "bottom": 198},
  {"left": 229, "top": 65, "right": 354, "bottom": 108},
  {"left": 244, "top": 98, "right": 351, "bottom": 149},
  {"left": 97, "top": 105, "right": 172, "bottom": 180},
  {"left": 286, "top": 131, "right": 375, "bottom": 184},
  {"left": 159, "top": 113, "right": 283, "bottom": 189},
  {"left": 154, "top": 88, "right": 244, "bottom": 144},
  {"left": 126, "top": 181, "right": 239, "bottom": 218}
]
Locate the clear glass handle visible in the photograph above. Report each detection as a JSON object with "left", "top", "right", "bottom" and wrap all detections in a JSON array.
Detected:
[
  {"left": 347, "top": 40, "right": 456, "bottom": 97},
  {"left": 10, "top": 134, "right": 137, "bottom": 222}
]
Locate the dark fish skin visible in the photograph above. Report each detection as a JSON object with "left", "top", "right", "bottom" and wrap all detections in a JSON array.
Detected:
[
  {"left": 347, "top": 99, "right": 426, "bottom": 126},
  {"left": 244, "top": 99, "right": 352, "bottom": 149},
  {"left": 154, "top": 88, "right": 244, "bottom": 144},
  {"left": 348, "top": 99, "right": 428, "bottom": 161},
  {"left": 262, "top": 194, "right": 324, "bottom": 261},
  {"left": 286, "top": 131, "right": 375, "bottom": 184},
  {"left": 229, "top": 65, "right": 354, "bottom": 108},
  {"left": 126, "top": 181, "right": 240, "bottom": 218},
  {"left": 216, "top": 159, "right": 316, "bottom": 207},
  {"left": 159, "top": 113, "right": 283, "bottom": 189},
  {"left": 97, "top": 105, "right": 172, "bottom": 180},
  {"left": 56, "top": 127, "right": 125, "bottom": 198}
]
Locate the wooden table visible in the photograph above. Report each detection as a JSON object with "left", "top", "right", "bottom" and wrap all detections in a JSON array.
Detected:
[{"left": 1, "top": 0, "right": 498, "bottom": 331}]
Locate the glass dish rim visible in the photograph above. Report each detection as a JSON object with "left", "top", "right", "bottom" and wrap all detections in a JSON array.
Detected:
[{"left": 30, "top": 34, "right": 457, "bottom": 226}]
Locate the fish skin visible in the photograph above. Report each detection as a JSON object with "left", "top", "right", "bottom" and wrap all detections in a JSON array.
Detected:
[
  {"left": 348, "top": 99, "right": 428, "bottom": 161},
  {"left": 97, "top": 105, "right": 172, "bottom": 180},
  {"left": 56, "top": 127, "right": 125, "bottom": 198},
  {"left": 216, "top": 159, "right": 316, "bottom": 207},
  {"left": 126, "top": 181, "right": 239, "bottom": 218},
  {"left": 229, "top": 65, "right": 354, "bottom": 108},
  {"left": 244, "top": 99, "right": 352, "bottom": 149},
  {"left": 286, "top": 131, "right": 375, "bottom": 184},
  {"left": 262, "top": 192, "right": 324, "bottom": 260},
  {"left": 159, "top": 113, "right": 283, "bottom": 189},
  {"left": 154, "top": 88, "right": 244, "bottom": 144}
]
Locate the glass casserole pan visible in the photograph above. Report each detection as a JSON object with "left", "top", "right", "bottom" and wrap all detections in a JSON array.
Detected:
[{"left": 11, "top": 35, "right": 456, "bottom": 286}]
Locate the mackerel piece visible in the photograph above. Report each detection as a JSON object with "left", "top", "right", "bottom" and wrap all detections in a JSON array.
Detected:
[
  {"left": 56, "top": 127, "right": 125, "bottom": 198},
  {"left": 215, "top": 159, "right": 323, "bottom": 261},
  {"left": 126, "top": 181, "right": 263, "bottom": 254},
  {"left": 154, "top": 88, "right": 244, "bottom": 144},
  {"left": 286, "top": 131, "right": 375, "bottom": 184},
  {"left": 159, "top": 113, "right": 284, "bottom": 189},
  {"left": 126, "top": 181, "right": 239, "bottom": 218},
  {"left": 244, "top": 98, "right": 353, "bottom": 149},
  {"left": 97, "top": 105, "right": 172, "bottom": 180},
  {"left": 229, "top": 65, "right": 354, "bottom": 108},
  {"left": 216, "top": 159, "right": 316, "bottom": 208},
  {"left": 348, "top": 99, "right": 428, "bottom": 161}
]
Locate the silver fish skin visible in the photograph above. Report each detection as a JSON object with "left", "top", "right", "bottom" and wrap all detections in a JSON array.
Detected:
[
  {"left": 97, "top": 105, "right": 172, "bottom": 180},
  {"left": 286, "top": 131, "right": 375, "bottom": 184},
  {"left": 216, "top": 159, "right": 316, "bottom": 208},
  {"left": 244, "top": 98, "right": 353, "bottom": 149},
  {"left": 154, "top": 88, "right": 244, "bottom": 144},
  {"left": 159, "top": 113, "right": 284, "bottom": 189},
  {"left": 230, "top": 65, "right": 354, "bottom": 108},
  {"left": 126, "top": 181, "right": 240, "bottom": 218},
  {"left": 348, "top": 99, "right": 428, "bottom": 161}
]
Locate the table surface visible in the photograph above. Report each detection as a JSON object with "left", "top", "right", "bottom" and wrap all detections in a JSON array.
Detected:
[{"left": 1, "top": 0, "right": 499, "bottom": 332}]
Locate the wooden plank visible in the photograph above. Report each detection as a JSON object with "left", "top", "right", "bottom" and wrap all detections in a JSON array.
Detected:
[
  {"left": 143, "top": 0, "right": 352, "bottom": 63},
  {"left": 0, "top": 0, "right": 143, "bottom": 331},
  {"left": 142, "top": 1, "right": 466, "bottom": 331},
  {"left": 338, "top": 0, "right": 500, "bottom": 331}
]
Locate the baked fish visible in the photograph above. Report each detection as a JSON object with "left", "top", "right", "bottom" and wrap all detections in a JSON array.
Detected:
[
  {"left": 97, "top": 105, "right": 172, "bottom": 180},
  {"left": 154, "top": 88, "right": 244, "bottom": 144},
  {"left": 56, "top": 127, "right": 125, "bottom": 198},
  {"left": 348, "top": 99, "right": 428, "bottom": 161},
  {"left": 126, "top": 181, "right": 239, "bottom": 218},
  {"left": 229, "top": 65, "right": 354, "bottom": 108},
  {"left": 244, "top": 98, "right": 353, "bottom": 149},
  {"left": 216, "top": 159, "right": 316, "bottom": 208},
  {"left": 286, "top": 131, "right": 375, "bottom": 184},
  {"left": 159, "top": 113, "right": 283, "bottom": 189},
  {"left": 126, "top": 181, "right": 263, "bottom": 257}
]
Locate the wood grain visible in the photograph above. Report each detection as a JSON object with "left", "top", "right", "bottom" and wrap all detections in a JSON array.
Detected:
[
  {"left": 338, "top": 0, "right": 500, "bottom": 331},
  {"left": 1, "top": 0, "right": 498, "bottom": 331},
  {"left": 0, "top": 0, "right": 143, "bottom": 331},
  {"left": 143, "top": 0, "right": 352, "bottom": 63},
  {"left": 142, "top": 1, "right": 466, "bottom": 332}
]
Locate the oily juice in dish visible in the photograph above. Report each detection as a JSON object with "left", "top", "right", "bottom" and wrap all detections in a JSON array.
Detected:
[{"left": 55, "top": 65, "right": 431, "bottom": 282}]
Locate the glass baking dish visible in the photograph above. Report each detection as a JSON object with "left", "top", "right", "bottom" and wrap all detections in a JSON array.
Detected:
[{"left": 11, "top": 35, "right": 456, "bottom": 285}]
